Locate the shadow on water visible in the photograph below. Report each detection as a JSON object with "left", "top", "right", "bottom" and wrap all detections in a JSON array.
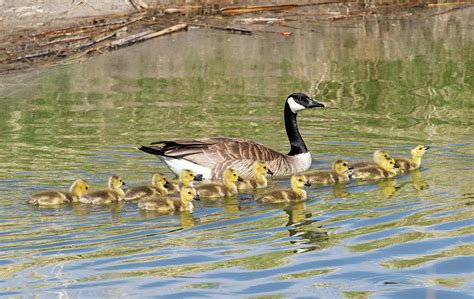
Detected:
[{"left": 0, "top": 7, "right": 473, "bottom": 298}]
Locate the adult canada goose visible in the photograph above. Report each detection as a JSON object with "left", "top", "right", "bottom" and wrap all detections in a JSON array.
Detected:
[
  {"left": 257, "top": 174, "right": 311, "bottom": 203},
  {"left": 352, "top": 157, "right": 399, "bottom": 180},
  {"left": 79, "top": 176, "right": 125, "bottom": 204},
  {"left": 167, "top": 169, "right": 203, "bottom": 194},
  {"left": 138, "top": 186, "right": 200, "bottom": 212},
  {"left": 305, "top": 160, "right": 353, "bottom": 184},
  {"left": 195, "top": 168, "right": 243, "bottom": 198},
  {"left": 237, "top": 160, "right": 274, "bottom": 191},
  {"left": 351, "top": 150, "right": 391, "bottom": 169},
  {"left": 138, "top": 93, "right": 324, "bottom": 179},
  {"left": 124, "top": 173, "right": 170, "bottom": 201},
  {"left": 395, "top": 145, "right": 430, "bottom": 173},
  {"left": 27, "top": 179, "right": 90, "bottom": 205}
]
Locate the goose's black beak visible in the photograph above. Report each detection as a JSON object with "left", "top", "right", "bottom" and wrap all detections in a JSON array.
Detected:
[
  {"left": 164, "top": 180, "right": 170, "bottom": 188},
  {"left": 238, "top": 176, "right": 244, "bottom": 181},
  {"left": 304, "top": 181, "right": 312, "bottom": 187},
  {"left": 307, "top": 98, "right": 325, "bottom": 108},
  {"left": 193, "top": 194, "right": 200, "bottom": 201},
  {"left": 424, "top": 146, "right": 430, "bottom": 150},
  {"left": 194, "top": 174, "right": 203, "bottom": 182},
  {"left": 267, "top": 169, "right": 274, "bottom": 176}
]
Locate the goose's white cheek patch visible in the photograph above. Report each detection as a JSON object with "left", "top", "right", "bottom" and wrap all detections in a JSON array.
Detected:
[{"left": 287, "top": 97, "right": 306, "bottom": 113}]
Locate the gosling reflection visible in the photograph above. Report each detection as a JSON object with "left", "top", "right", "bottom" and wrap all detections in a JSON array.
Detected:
[
  {"left": 283, "top": 202, "right": 329, "bottom": 254},
  {"left": 138, "top": 209, "right": 197, "bottom": 229},
  {"left": 377, "top": 178, "right": 400, "bottom": 198},
  {"left": 332, "top": 184, "right": 350, "bottom": 199},
  {"left": 411, "top": 169, "right": 428, "bottom": 191}
]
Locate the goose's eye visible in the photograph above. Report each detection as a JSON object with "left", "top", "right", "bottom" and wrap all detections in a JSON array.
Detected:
[
  {"left": 85, "top": 186, "right": 89, "bottom": 190},
  {"left": 342, "top": 163, "right": 347, "bottom": 166},
  {"left": 188, "top": 191, "right": 192, "bottom": 195},
  {"left": 298, "top": 179, "right": 303, "bottom": 182},
  {"left": 263, "top": 166, "right": 267, "bottom": 169}
]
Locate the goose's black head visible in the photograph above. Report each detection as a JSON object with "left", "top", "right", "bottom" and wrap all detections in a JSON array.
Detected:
[{"left": 286, "top": 93, "right": 324, "bottom": 114}]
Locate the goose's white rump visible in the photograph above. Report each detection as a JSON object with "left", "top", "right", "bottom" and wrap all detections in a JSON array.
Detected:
[{"left": 140, "top": 138, "right": 312, "bottom": 179}]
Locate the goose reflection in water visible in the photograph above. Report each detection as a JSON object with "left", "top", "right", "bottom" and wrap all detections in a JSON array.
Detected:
[{"left": 283, "top": 202, "right": 330, "bottom": 254}]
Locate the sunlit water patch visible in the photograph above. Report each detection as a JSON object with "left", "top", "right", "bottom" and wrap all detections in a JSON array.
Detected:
[{"left": 0, "top": 8, "right": 473, "bottom": 298}]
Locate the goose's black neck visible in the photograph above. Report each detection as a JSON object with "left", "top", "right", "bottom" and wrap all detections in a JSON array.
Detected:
[{"left": 284, "top": 102, "right": 308, "bottom": 156}]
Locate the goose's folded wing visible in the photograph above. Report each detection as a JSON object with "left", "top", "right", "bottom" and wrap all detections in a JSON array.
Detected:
[{"left": 141, "top": 138, "right": 286, "bottom": 177}]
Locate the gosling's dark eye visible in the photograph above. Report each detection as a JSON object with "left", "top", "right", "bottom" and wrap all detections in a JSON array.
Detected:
[
  {"left": 85, "top": 186, "right": 89, "bottom": 190},
  {"left": 299, "top": 179, "right": 303, "bottom": 182},
  {"left": 343, "top": 163, "right": 347, "bottom": 166},
  {"left": 188, "top": 192, "right": 192, "bottom": 195},
  {"left": 263, "top": 166, "right": 267, "bottom": 169}
]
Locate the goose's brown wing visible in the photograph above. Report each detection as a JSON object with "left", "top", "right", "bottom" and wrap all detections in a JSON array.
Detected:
[{"left": 140, "top": 138, "right": 286, "bottom": 178}]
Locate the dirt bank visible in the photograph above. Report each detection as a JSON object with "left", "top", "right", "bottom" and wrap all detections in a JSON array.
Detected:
[{"left": 1, "top": 1, "right": 472, "bottom": 74}]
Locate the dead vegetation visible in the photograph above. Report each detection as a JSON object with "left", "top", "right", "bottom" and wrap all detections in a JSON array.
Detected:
[{"left": 0, "top": 1, "right": 471, "bottom": 74}]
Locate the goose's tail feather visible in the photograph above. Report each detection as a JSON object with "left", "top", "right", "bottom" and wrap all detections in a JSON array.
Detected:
[{"left": 138, "top": 145, "right": 166, "bottom": 156}]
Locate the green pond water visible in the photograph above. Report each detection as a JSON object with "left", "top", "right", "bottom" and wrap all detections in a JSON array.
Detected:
[{"left": 0, "top": 8, "right": 473, "bottom": 298}]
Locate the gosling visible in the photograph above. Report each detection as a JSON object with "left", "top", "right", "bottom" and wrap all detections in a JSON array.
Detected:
[
  {"left": 27, "top": 179, "right": 90, "bottom": 205},
  {"left": 124, "top": 173, "right": 170, "bottom": 201},
  {"left": 79, "top": 176, "right": 125, "bottom": 204},
  {"left": 394, "top": 145, "right": 430, "bottom": 173},
  {"left": 195, "top": 168, "right": 242, "bottom": 198},
  {"left": 351, "top": 150, "right": 391, "bottom": 169},
  {"left": 352, "top": 157, "right": 399, "bottom": 180},
  {"left": 138, "top": 186, "right": 200, "bottom": 212},
  {"left": 305, "top": 160, "right": 353, "bottom": 184},
  {"left": 167, "top": 169, "right": 203, "bottom": 194},
  {"left": 237, "top": 160, "right": 274, "bottom": 191},
  {"left": 257, "top": 175, "right": 311, "bottom": 203}
]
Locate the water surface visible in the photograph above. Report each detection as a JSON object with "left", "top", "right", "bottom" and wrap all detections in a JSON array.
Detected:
[{"left": 0, "top": 9, "right": 473, "bottom": 298}]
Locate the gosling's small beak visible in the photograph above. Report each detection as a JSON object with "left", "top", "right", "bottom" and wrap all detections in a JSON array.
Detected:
[
  {"left": 348, "top": 166, "right": 354, "bottom": 170},
  {"left": 238, "top": 176, "right": 244, "bottom": 181},
  {"left": 194, "top": 174, "right": 203, "bottom": 182},
  {"left": 394, "top": 163, "right": 400, "bottom": 169},
  {"left": 122, "top": 182, "right": 126, "bottom": 186},
  {"left": 307, "top": 98, "right": 325, "bottom": 108},
  {"left": 424, "top": 146, "right": 430, "bottom": 150},
  {"left": 267, "top": 169, "right": 274, "bottom": 176},
  {"left": 164, "top": 181, "right": 170, "bottom": 188},
  {"left": 193, "top": 194, "right": 200, "bottom": 201},
  {"left": 304, "top": 181, "right": 312, "bottom": 187}
]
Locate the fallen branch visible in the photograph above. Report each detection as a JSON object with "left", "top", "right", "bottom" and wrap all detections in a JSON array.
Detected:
[
  {"left": 109, "top": 23, "right": 188, "bottom": 49},
  {"left": 193, "top": 24, "right": 253, "bottom": 35},
  {"left": 221, "top": 2, "right": 342, "bottom": 16}
]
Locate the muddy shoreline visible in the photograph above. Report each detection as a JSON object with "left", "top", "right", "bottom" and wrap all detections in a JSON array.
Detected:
[{"left": 1, "top": 1, "right": 472, "bottom": 75}]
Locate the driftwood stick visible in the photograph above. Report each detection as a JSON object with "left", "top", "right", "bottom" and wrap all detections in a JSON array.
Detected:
[
  {"left": 193, "top": 24, "right": 253, "bottom": 35},
  {"left": 221, "top": 2, "right": 342, "bottom": 16},
  {"left": 109, "top": 23, "right": 188, "bottom": 48}
]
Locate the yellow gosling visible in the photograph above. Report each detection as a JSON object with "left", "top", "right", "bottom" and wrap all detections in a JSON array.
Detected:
[
  {"left": 257, "top": 175, "right": 311, "bottom": 203},
  {"left": 351, "top": 150, "right": 391, "bottom": 169},
  {"left": 195, "top": 168, "right": 242, "bottom": 198},
  {"left": 237, "top": 160, "right": 274, "bottom": 191},
  {"left": 352, "top": 157, "right": 399, "bottom": 180},
  {"left": 167, "top": 169, "right": 203, "bottom": 194},
  {"left": 305, "top": 160, "right": 352, "bottom": 184},
  {"left": 124, "top": 173, "right": 169, "bottom": 201},
  {"left": 138, "top": 187, "right": 200, "bottom": 212},
  {"left": 79, "top": 176, "right": 125, "bottom": 204},
  {"left": 395, "top": 145, "right": 430, "bottom": 173},
  {"left": 27, "top": 179, "right": 90, "bottom": 205}
]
